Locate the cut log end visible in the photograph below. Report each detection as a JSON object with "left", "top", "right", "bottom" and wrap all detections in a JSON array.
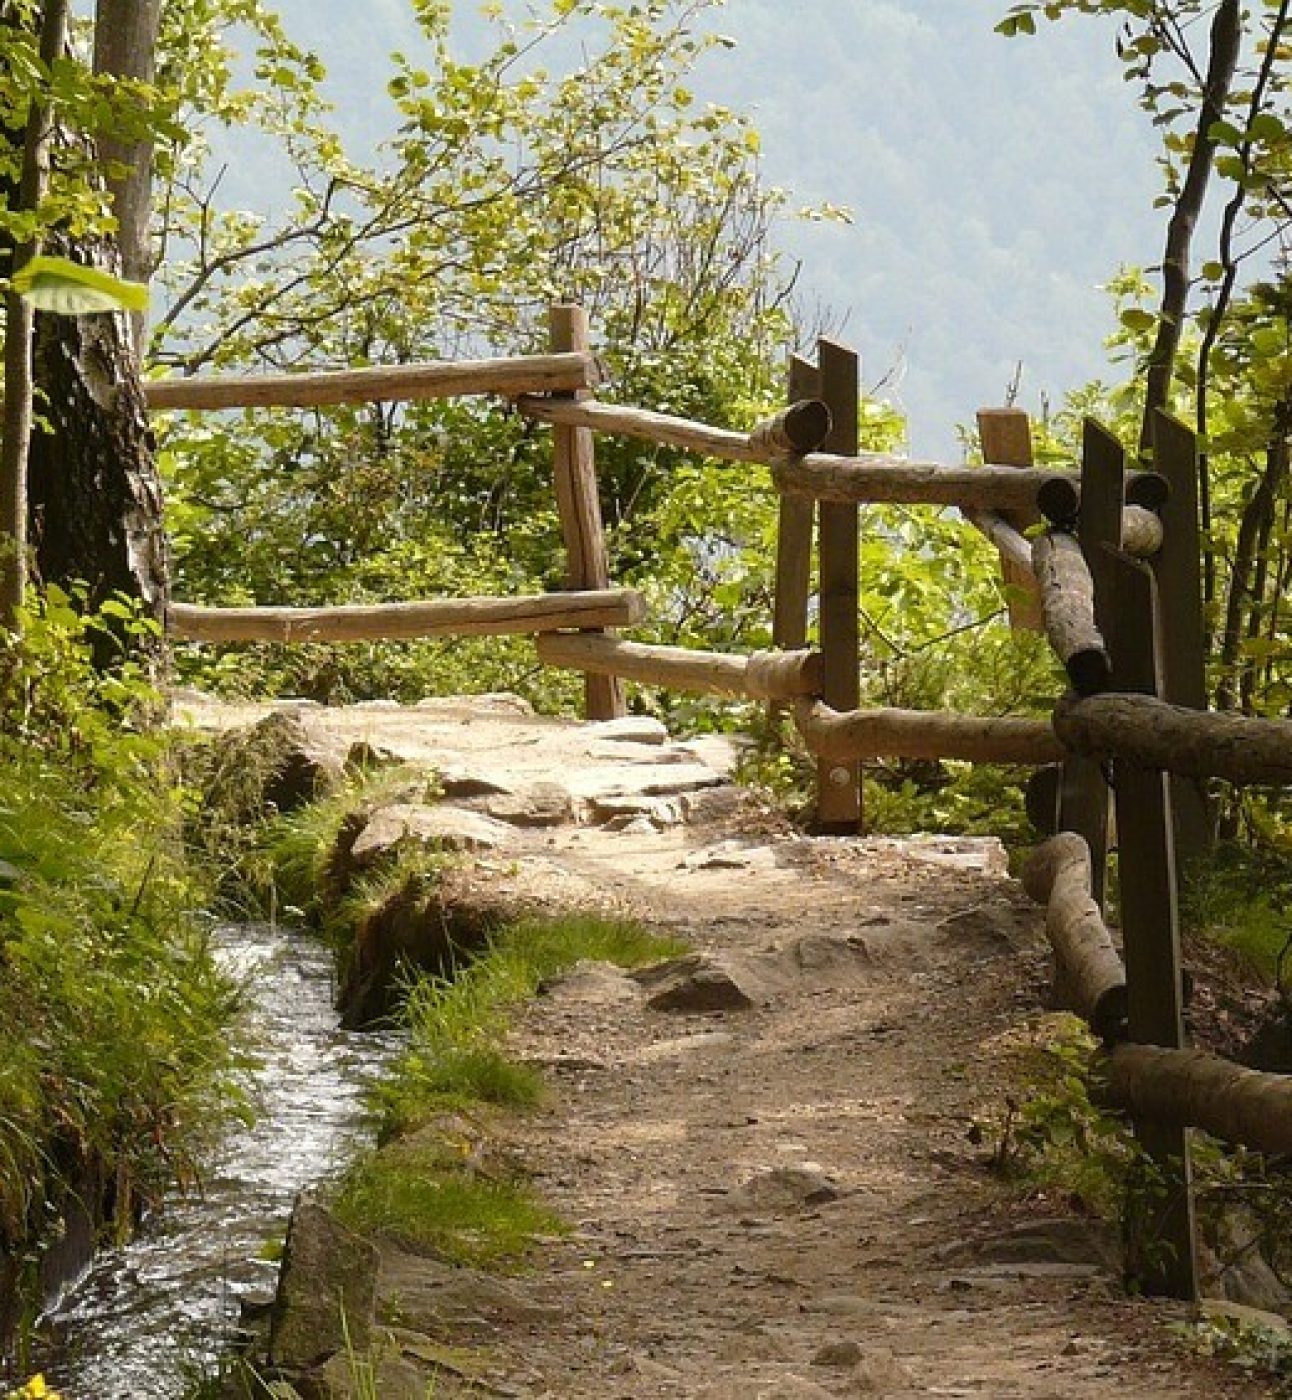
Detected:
[
  {"left": 1126, "top": 471, "right": 1171, "bottom": 511},
  {"left": 1037, "top": 476, "right": 1081, "bottom": 527},
  {"left": 748, "top": 399, "right": 834, "bottom": 458},
  {"left": 1067, "top": 646, "right": 1112, "bottom": 697}
]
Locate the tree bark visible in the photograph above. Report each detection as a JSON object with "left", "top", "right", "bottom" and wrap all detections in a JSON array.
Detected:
[
  {"left": 27, "top": 251, "right": 169, "bottom": 617},
  {"left": 93, "top": 0, "right": 161, "bottom": 351}
]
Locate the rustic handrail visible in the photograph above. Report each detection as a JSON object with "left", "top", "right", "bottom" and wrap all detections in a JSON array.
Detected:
[
  {"left": 145, "top": 352, "right": 602, "bottom": 411},
  {"left": 167, "top": 589, "right": 645, "bottom": 643},
  {"left": 793, "top": 699, "right": 1064, "bottom": 765}
]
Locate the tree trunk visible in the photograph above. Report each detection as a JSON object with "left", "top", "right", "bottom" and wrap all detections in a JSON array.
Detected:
[
  {"left": 27, "top": 254, "right": 169, "bottom": 617},
  {"left": 93, "top": 0, "right": 162, "bottom": 352}
]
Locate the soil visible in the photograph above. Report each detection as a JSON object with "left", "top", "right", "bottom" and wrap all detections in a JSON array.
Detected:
[{"left": 177, "top": 693, "right": 1283, "bottom": 1397}]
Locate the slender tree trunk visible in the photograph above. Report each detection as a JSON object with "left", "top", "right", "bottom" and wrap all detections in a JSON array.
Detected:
[
  {"left": 0, "top": 0, "right": 69, "bottom": 628},
  {"left": 21, "top": 0, "right": 170, "bottom": 620},
  {"left": 1138, "top": 0, "right": 1242, "bottom": 452},
  {"left": 93, "top": 0, "right": 161, "bottom": 352}
]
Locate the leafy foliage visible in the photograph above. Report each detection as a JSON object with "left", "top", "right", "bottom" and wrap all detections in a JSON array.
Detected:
[{"left": 0, "top": 589, "right": 241, "bottom": 1257}]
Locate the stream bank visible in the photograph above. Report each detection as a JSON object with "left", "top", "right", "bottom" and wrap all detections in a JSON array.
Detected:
[{"left": 26, "top": 922, "right": 397, "bottom": 1398}]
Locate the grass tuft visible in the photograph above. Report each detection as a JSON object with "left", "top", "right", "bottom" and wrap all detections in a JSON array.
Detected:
[
  {"left": 333, "top": 1135, "right": 564, "bottom": 1268},
  {"left": 375, "top": 913, "right": 684, "bottom": 1135}
]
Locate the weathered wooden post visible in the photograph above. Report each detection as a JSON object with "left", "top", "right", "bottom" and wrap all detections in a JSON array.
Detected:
[
  {"left": 1102, "top": 545, "right": 1198, "bottom": 1301},
  {"left": 977, "top": 408, "right": 1043, "bottom": 631},
  {"left": 772, "top": 354, "right": 821, "bottom": 658},
  {"left": 1149, "top": 410, "right": 1212, "bottom": 869},
  {"left": 1052, "top": 420, "right": 1123, "bottom": 905},
  {"left": 815, "top": 339, "right": 862, "bottom": 833},
  {"left": 548, "top": 304, "right": 625, "bottom": 721}
]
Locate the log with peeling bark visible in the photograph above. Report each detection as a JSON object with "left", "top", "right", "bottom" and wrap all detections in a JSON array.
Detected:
[
  {"left": 144, "top": 353, "right": 602, "bottom": 411},
  {"left": 962, "top": 510, "right": 1034, "bottom": 575},
  {"left": 536, "top": 632, "right": 822, "bottom": 701},
  {"left": 166, "top": 589, "right": 647, "bottom": 644},
  {"left": 747, "top": 399, "right": 833, "bottom": 458},
  {"left": 1022, "top": 833, "right": 1127, "bottom": 1041},
  {"left": 793, "top": 700, "right": 1065, "bottom": 765},
  {"left": 1031, "top": 531, "right": 1111, "bottom": 695},
  {"left": 1053, "top": 692, "right": 1292, "bottom": 786},
  {"left": 1102, "top": 1043, "right": 1292, "bottom": 1155}
]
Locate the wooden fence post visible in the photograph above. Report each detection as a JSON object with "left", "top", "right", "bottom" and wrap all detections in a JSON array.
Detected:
[
  {"left": 1150, "top": 410, "right": 1212, "bottom": 870},
  {"left": 814, "top": 339, "right": 862, "bottom": 833},
  {"left": 977, "top": 408, "right": 1043, "bottom": 631},
  {"left": 548, "top": 304, "right": 625, "bottom": 721},
  {"left": 1056, "top": 420, "right": 1121, "bottom": 905},
  {"left": 772, "top": 354, "right": 821, "bottom": 656},
  {"left": 1102, "top": 545, "right": 1199, "bottom": 1302}
]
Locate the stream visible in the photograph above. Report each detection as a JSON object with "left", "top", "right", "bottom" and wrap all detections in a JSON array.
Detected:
[{"left": 23, "top": 922, "right": 398, "bottom": 1398}]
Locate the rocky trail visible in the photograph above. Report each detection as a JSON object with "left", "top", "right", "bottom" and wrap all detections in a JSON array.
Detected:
[{"left": 181, "top": 694, "right": 1276, "bottom": 1398}]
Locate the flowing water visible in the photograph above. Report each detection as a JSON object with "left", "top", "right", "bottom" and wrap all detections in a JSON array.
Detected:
[{"left": 22, "top": 923, "right": 397, "bottom": 1398}]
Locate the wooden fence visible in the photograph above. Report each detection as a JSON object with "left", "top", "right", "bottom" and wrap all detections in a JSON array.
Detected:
[{"left": 146, "top": 304, "right": 1292, "bottom": 1304}]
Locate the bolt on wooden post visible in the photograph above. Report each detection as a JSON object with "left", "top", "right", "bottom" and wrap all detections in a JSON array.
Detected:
[
  {"left": 548, "top": 304, "right": 625, "bottom": 721},
  {"left": 814, "top": 339, "right": 862, "bottom": 833}
]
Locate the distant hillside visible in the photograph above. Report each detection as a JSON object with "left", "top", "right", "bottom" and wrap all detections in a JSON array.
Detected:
[{"left": 247, "top": 0, "right": 1163, "bottom": 454}]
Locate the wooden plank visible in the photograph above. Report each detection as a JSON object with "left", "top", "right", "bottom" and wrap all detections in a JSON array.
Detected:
[
  {"left": 166, "top": 589, "right": 648, "bottom": 643},
  {"left": 145, "top": 353, "right": 602, "bottom": 411},
  {"left": 1057, "top": 420, "right": 1121, "bottom": 907},
  {"left": 1104, "top": 546, "right": 1197, "bottom": 1303},
  {"left": 1151, "top": 411, "right": 1212, "bottom": 867},
  {"left": 548, "top": 305, "right": 624, "bottom": 721},
  {"left": 815, "top": 339, "right": 862, "bottom": 833},
  {"left": 793, "top": 700, "right": 1064, "bottom": 765},
  {"left": 536, "top": 633, "right": 822, "bottom": 701},
  {"left": 772, "top": 356, "right": 821, "bottom": 654},
  {"left": 977, "top": 408, "right": 1043, "bottom": 630}
]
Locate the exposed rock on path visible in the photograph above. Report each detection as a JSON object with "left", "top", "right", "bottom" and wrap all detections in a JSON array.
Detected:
[{"left": 175, "top": 693, "right": 1274, "bottom": 1397}]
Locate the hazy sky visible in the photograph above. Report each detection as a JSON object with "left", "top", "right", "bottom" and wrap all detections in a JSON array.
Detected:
[{"left": 266, "top": 0, "right": 1165, "bottom": 455}]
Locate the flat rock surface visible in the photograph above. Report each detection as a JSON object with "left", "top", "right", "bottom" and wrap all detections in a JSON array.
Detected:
[{"left": 174, "top": 693, "right": 1274, "bottom": 1397}]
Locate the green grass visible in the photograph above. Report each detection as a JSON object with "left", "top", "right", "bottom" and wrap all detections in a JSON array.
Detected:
[
  {"left": 375, "top": 913, "right": 685, "bottom": 1135},
  {"left": 333, "top": 1134, "right": 565, "bottom": 1268}
]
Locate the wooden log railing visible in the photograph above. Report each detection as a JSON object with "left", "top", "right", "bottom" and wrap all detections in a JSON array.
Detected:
[
  {"left": 536, "top": 634, "right": 822, "bottom": 701},
  {"left": 792, "top": 700, "right": 1064, "bottom": 766},
  {"left": 167, "top": 589, "right": 646, "bottom": 644},
  {"left": 1053, "top": 692, "right": 1292, "bottom": 786},
  {"left": 145, "top": 352, "right": 602, "bottom": 411},
  {"left": 1031, "top": 530, "right": 1111, "bottom": 696}
]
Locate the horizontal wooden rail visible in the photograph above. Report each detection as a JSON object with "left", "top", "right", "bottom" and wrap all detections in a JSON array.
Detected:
[
  {"left": 1053, "top": 692, "right": 1292, "bottom": 785},
  {"left": 773, "top": 455, "right": 1075, "bottom": 514},
  {"left": 1023, "top": 834, "right": 1127, "bottom": 1041},
  {"left": 537, "top": 633, "right": 822, "bottom": 701},
  {"left": 748, "top": 400, "right": 833, "bottom": 458},
  {"left": 167, "top": 589, "right": 646, "bottom": 644},
  {"left": 145, "top": 353, "right": 602, "bottom": 412},
  {"left": 517, "top": 394, "right": 771, "bottom": 464},
  {"left": 1103, "top": 1044, "right": 1292, "bottom": 1155},
  {"left": 1032, "top": 531, "right": 1111, "bottom": 696},
  {"left": 793, "top": 700, "right": 1065, "bottom": 765}
]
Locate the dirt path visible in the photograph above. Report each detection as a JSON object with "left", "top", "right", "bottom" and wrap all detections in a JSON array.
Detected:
[{"left": 180, "top": 695, "right": 1275, "bottom": 1397}]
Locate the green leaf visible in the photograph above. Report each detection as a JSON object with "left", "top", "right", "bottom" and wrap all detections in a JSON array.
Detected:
[
  {"left": 11, "top": 255, "right": 149, "bottom": 316},
  {"left": 1119, "top": 308, "right": 1156, "bottom": 333}
]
